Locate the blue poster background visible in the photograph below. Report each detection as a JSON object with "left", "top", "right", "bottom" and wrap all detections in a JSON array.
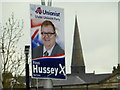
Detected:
[{"left": 32, "top": 57, "right": 66, "bottom": 79}]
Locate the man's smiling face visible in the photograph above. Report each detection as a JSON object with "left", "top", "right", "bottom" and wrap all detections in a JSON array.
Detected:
[{"left": 41, "top": 25, "right": 56, "bottom": 50}]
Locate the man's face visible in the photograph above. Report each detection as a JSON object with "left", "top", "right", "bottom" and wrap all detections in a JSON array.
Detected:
[{"left": 41, "top": 25, "right": 56, "bottom": 50}]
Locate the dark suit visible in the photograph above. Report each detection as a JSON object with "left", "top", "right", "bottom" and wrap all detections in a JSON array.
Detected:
[{"left": 32, "top": 43, "right": 64, "bottom": 59}]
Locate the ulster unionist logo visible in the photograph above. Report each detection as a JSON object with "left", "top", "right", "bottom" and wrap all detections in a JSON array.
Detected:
[
  {"left": 35, "top": 7, "right": 42, "bottom": 14},
  {"left": 35, "top": 6, "right": 60, "bottom": 17}
]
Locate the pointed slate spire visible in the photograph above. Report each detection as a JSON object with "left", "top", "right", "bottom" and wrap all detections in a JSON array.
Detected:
[{"left": 71, "top": 16, "right": 85, "bottom": 74}]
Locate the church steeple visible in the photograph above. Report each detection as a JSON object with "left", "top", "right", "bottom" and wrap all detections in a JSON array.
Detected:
[{"left": 71, "top": 16, "right": 85, "bottom": 74}]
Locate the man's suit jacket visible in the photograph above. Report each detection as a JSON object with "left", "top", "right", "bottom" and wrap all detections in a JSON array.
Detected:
[{"left": 32, "top": 43, "right": 64, "bottom": 59}]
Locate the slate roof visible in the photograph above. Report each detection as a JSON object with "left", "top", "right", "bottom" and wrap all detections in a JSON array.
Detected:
[
  {"left": 53, "top": 74, "right": 85, "bottom": 86},
  {"left": 30, "top": 73, "right": 112, "bottom": 88},
  {"left": 78, "top": 73, "right": 111, "bottom": 83},
  {"left": 30, "top": 74, "right": 85, "bottom": 87}
]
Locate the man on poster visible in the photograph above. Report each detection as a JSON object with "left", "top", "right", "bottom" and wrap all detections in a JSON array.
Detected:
[{"left": 32, "top": 20, "right": 64, "bottom": 59}]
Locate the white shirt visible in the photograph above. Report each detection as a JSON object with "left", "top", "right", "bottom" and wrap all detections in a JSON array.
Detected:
[{"left": 43, "top": 44, "right": 55, "bottom": 56}]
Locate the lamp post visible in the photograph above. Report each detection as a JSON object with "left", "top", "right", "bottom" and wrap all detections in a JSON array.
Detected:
[{"left": 24, "top": 45, "right": 30, "bottom": 90}]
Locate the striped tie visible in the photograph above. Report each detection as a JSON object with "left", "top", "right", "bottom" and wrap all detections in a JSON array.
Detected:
[{"left": 44, "top": 51, "right": 49, "bottom": 56}]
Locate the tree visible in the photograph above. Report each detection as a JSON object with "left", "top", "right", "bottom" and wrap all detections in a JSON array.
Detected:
[
  {"left": 0, "top": 13, "right": 25, "bottom": 88},
  {"left": 0, "top": 53, "right": 3, "bottom": 89}
]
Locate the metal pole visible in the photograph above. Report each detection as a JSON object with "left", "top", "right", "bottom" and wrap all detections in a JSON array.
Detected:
[
  {"left": 41, "top": 0, "right": 53, "bottom": 89},
  {"left": 48, "top": 0, "right": 52, "bottom": 6},
  {"left": 86, "top": 84, "right": 88, "bottom": 90},
  {"left": 37, "top": 78, "right": 38, "bottom": 90},
  {"left": 25, "top": 53, "right": 29, "bottom": 90},
  {"left": 41, "top": 0, "right": 45, "bottom": 6},
  {"left": 43, "top": 79, "right": 53, "bottom": 89}
]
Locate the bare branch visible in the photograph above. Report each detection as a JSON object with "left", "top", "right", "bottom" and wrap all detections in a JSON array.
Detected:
[{"left": 0, "top": 13, "right": 24, "bottom": 76}]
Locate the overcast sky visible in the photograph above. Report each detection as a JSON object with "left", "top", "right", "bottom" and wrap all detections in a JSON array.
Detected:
[{"left": 0, "top": 1, "right": 119, "bottom": 74}]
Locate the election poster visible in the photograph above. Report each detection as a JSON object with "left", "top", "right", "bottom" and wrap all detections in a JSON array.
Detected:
[{"left": 30, "top": 4, "right": 66, "bottom": 79}]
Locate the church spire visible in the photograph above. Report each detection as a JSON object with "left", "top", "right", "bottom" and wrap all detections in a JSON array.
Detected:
[{"left": 71, "top": 15, "right": 85, "bottom": 74}]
